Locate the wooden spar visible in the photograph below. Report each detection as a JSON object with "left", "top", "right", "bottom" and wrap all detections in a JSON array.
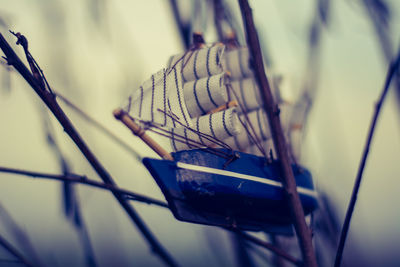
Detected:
[
  {"left": 113, "top": 109, "right": 174, "bottom": 161},
  {"left": 207, "top": 100, "right": 238, "bottom": 114},
  {"left": 192, "top": 32, "right": 206, "bottom": 49}
]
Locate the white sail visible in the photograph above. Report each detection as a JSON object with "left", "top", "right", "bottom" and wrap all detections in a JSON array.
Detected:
[
  {"left": 167, "top": 45, "right": 225, "bottom": 82},
  {"left": 118, "top": 44, "right": 289, "bottom": 157},
  {"left": 171, "top": 108, "right": 241, "bottom": 151},
  {"left": 183, "top": 73, "right": 229, "bottom": 118},
  {"left": 121, "top": 64, "right": 192, "bottom": 128}
]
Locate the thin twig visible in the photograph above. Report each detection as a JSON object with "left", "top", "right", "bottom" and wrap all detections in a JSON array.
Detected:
[
  {"left": 0, "top": 33, "right": 178, "bottom": 267},
  {"left": 227, "top": 85, "right": 267, "bottom": 156},
  {"left": 269, "top": 234, "right": 285, "bottom": 267},
  {"left": 39, "top": 105, "right": 98, "bottom": 267},
  {"left": 169, "top": 0, "right": 191, "bottom": 50},
  {"left": 238, "top": 1, "right": 317, "bottom": 266},
  {"left": 230, "top": 230, "right": 303, "bottom": 266},
  {"left": 55, "top": 92, "right": 141, "bottom": 161},
  {"left": 334, "top": 44, "right": 400, "bottom": 267},
  {"left": 0, "top": 233, "right": 36, "bottom": 267},
  {"left": 73, "top": 193, "right": 98, "bottom": 267},
  {"left": 213, "top": 0, "right": 226, "bottom": 42},
  {"left": 288, "top": 0, "right": 329, "bottom": 160},
  {"left": 212, "top": 0, "right": 242, "bottom": 46},
  {"left": 0, "top": 166, "right": 169, "bottom": 209},
  {"left": 362, "top": 0, "right": 400, "bottom": 119}
]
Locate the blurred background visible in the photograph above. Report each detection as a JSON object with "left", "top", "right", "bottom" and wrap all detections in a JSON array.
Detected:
[{"left": 0, "top": 0, "right": 399, "bottom": 266}]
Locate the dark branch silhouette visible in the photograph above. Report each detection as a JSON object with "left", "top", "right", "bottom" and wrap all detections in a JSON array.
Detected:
[
  {"left": 169, "top": 0, "right": 191, "bottom": 50},
  {"left": 237, "top": 1, "right": 317, "bottom": 266},
  {"left": 362, "top": 0, "right": 400, "bottom": 120},
  {"left": 334, "top": 45, "right": 400, "bottom": 267},
  {"left": 231, "top": 230, "right": 302, "bottom": 266},
  {"left": 212, "top": 0, "right": 241, "bottom": 46},
  {"left": 0, "top": 32, "right": 178, "bottom": 267},
  {"left": 38, "top": 109, "right": 98, "bottom": 267},
  {"left": 55, "top": 92, "right": 141, "bottom": 161},
  {"left": 0, "top": 166, "right": 305, "bottom": 265},
  {"left": 231, "top": 233, "right": 255, "bottom": 267},
  {"left": 0, "top": 233, "right": 37, "bottom": 267},
  {"left": 0, "top": 204, "right": 42, "bottom": 266}
]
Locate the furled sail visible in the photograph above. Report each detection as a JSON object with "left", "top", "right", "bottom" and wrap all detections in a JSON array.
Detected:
[
  {"left": 224, "top": 108, "right": 269, "bottom": 151},
  {"left": 167, "top": 45, "right": 225, "bottom": 82},
  {"left": 118, "top": 43, "right": 289, "bottom": 156},
  {"left": 114, "top": 41, "right": 319, "bottom": 232},
  {"left": 166, "top": 45, "right": 243, "bottom": 152},
  {"left": 171, "top": 108, "right": 240, "bottom": 151},
  {"left": 222, "top": 46, "right": 292, "bottom": 155},
  {"left": 183, "top": 73, "right": 229, "bottom": 118},
  {"left": 165, "top": 45, "right": 282, "bottom": 153},
  {"left": 224, "top": 105, "right": 291, "bottom": 152}
]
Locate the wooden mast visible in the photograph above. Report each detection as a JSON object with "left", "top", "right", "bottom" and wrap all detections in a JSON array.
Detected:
[{"left": 113, "top": 109, "right": 174, "bottom": 161}]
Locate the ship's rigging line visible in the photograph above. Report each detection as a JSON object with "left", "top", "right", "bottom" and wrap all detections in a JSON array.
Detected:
[
  {"left": 123, "top": 49, "right": 270, "bottom": 162},
  {"left": 212, "top": 0, "right": 273, "bottom": 159},
  {"left": 147, "top": 126, "right": 232, "bottom": 159},
  {"left": 145, "top": 111, "right": 234, "bottom": 159},
  {"left": 134, "top": 87, "right": 269, "bottom": 163},
  {"left": 147, "top": 127, "right": 231, "bottom": 160},
  {"left": 167, "top": 48, "right": 197, "bottom": 76},
  {"left": 212, "top": 0, "right": 268, "bottom": 157},
  {"left": 226, "top": 83, "right": 267, "bottom": 157},
  {"left": 160, "top": 108, "right": 232, "bottom": 150}
]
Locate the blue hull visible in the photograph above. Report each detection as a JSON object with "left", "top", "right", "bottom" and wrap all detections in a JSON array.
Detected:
[{"left": 143, "top": 148, "right": 317, "bottom": 235}]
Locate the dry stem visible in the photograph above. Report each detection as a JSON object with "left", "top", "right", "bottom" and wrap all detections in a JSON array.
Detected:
[
  {"left": 238, "top": 1, "right": 317, "bottom": 266},
  {"left": 0, "top": 33, "right": 177, "bottom": 267},
  {"left": 0, "top": 166, "right": 168, "bottom": 208},
  {"left": 334, "top": 45, "right": 400, "bottom": 267},
  {"left": 55, "top": 92, "right": 142, "bottom": 161}
]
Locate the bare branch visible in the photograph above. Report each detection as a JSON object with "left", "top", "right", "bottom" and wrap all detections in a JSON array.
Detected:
[
  {"left": 38, "top": 105, "right": 98, "bottom": 267},
  {"left": 213, "top": 0, "right": 226, "bottom": 43},
  {"left": 0, "top": 33, "right": 178, "bottom": 267},
  {"left": 0, "top": 166, "right": 168, "bottom": 209},
  {"left": 362, "top": 0, "right": 400, "bottom": 120},
  {"left": 237, "top": 1, "right": 317, "bottom": 266},
  {"left": 213, "top": 0, "right": 242, "bottom": 48},
  {"left": 55, "top": 92, "right": 141, "bottom": 161},
  {"left": 334, "top": 44, "right": 400, "bottom": 267},
  {"left": 169, "top": 0, "right": 191, "bottom": 50}
]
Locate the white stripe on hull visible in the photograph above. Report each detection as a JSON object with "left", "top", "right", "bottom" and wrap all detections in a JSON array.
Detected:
[{"left": 176, "top": 162, "right": 318, "bottom": 198}]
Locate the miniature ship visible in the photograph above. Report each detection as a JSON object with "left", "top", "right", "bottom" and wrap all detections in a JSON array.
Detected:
[{"left": 114, "top": 43, "right": 317, "bottom": 235}]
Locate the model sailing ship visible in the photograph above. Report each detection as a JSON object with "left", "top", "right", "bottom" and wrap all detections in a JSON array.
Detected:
[{"left": 113, "top": 41, "right": 317, "bottom": 235}]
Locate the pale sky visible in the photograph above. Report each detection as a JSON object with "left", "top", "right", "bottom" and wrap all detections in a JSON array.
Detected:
[{"left": 0, "top": 0, "right": 399, "bottom": 266}]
